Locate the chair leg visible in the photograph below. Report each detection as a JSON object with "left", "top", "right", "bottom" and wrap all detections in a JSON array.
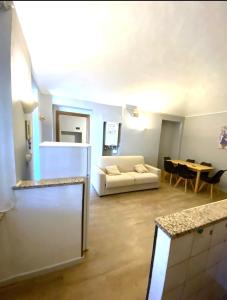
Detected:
[
  {"left": 174, "top": 177, "right": 182, "bottom": 188},
  {"left": 185, "top": 179, "right": 187, "bottom": 192},
  {"left": 210, "top": 184, "right": 213, "bottom": 200},
  {"left": 198, "top": 182, "right": 206, "bottom": 192},
  {"left": 170, "top": 173, "right": 173, "bottom": 185},
  {"left": 189, "top": 180, "right": 194, "bottom": 191},
  {"left": 174, "top": 174, "right": 178, "bottom": 184}
]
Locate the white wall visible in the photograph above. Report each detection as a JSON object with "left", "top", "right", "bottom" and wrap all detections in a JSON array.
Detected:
[
  {"left": 157, "top": 120, "right": 182, "bottom": 169},
  {"left": 120, "top": 109, "right": 161, "bottom": 165},
  {"left": 11, "top": 10, "right": 34, "bottom": 181},
  {"left": 180, "top": 112, "right": 227, "bottom": 191},
  {"left": 0, "top": 8, "right": 16, "bottom": 211},
  {"left": 120, "top": 110, "right": 184, "bottom": 166},
  {"left": 39, "top": 93, "right": 53, "bottom": 142}
]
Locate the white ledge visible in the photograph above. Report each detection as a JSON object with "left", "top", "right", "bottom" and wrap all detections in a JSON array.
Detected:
[{"left": 39, "top": 142, "right": 91, "bottom": 148}]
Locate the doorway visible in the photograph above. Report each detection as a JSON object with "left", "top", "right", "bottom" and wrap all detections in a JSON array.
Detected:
[
  {"left": 158, "top": 120, "right": 182, "bottom": 169},
  {"left": 56, "top": 111, "right": 90, "bottom": 143}
]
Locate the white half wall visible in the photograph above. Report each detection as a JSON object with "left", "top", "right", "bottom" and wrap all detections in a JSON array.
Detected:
[
  {"left": 0, "top": 184, "right": 84, "bottom": 284},
  {"left": 11, "top": 9, "right": 34, "bottom": 181}
]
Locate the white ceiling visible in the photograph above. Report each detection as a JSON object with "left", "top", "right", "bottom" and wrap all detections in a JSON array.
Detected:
[{"left": 14, "top": 1, "right": 227, "bottom": 116}]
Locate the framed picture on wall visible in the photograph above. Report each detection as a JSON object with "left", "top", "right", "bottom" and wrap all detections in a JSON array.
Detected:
[
  {"left": 104, "top": 122, "right": 120, "bottom": 146},
  {"left": 218, "top": 126, "right": 227, "bottom": 149}
]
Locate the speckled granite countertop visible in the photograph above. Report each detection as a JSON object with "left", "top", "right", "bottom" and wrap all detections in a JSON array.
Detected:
[
  {"left": 156, "top": 199, "right": 227, "bottom": 238},
  {"left": 12, "top": 177, "right": 85, "bottom": 190}
]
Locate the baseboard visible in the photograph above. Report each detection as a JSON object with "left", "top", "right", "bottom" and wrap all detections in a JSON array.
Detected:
[{"left": 0, "top": 256, "right": 84, "bottom": 288}]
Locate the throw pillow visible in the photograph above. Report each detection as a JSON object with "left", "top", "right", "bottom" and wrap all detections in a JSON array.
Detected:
[
  {"left": 134, "top": 164, "right": 148, "bottom": 173},
  {"left": 105, "top": 165, "right": 121, "bottom": 175}
]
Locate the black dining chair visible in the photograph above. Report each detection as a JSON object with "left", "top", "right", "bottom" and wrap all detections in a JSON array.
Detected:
[
  {"left": 174, "top": 164, "right": 196, "bottom": 192},
  {"left": 163, "top": 157, "right": 171, "bottom": 180},
  {"left": 164, "top": 160, "right": 178, "bottom": 185},
  {"left": 200, "top": 162, "right": 212, "bottom": 180},
  {"left": 164, "top": 156, "right": 171, "bottom": 161},
  {"left": 199, "top": 169, "right": 227, "bottom": 199},
  {"left": 186, "top": 159, "right": 195, "bottom": 163}
]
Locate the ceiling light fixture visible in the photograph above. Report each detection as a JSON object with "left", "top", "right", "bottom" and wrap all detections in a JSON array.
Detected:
[{"left": 126, "top": 104, "right": 139, "bottom": 118}]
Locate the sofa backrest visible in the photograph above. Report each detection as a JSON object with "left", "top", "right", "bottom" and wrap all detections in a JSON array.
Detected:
[{"left": 98, "top": 156, "right": 145, "bottom": 172}]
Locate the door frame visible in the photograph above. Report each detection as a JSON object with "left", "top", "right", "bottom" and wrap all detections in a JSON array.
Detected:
[
  {"left": 56, "top": 110, "right": 90, "bottom": 143},
  {"left": 157, "top": 119, "right": 182, "bottom": 169}
]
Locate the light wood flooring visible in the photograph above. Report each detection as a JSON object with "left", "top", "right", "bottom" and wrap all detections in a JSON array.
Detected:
[{"left": 0, "top": 180, "right": 227, "bottom": 300}]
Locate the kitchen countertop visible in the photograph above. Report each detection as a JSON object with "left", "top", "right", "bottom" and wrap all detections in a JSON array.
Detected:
[
  {"left": 12, "top": 177, "right": 85, "bottom": 190},
  {"left": 156, "top": 199, "right": 227, "bottom": 238},
  {"left": 0, "top": 213, "right": 4, "bottom": 221}
]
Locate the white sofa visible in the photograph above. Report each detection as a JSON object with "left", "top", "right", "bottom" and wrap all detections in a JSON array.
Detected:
[{"left": 92, "top": 155, "right": 161, "bottom": 196}]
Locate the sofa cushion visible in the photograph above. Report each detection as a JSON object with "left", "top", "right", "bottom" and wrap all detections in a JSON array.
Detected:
[
  {"left": 106, "top": 173, "right": 134, "bottom": 188},
  {"left": 128, "top": 172, "right": 159, "bottom": 185},
  {"left": 99, "top": 156, "right": 144, "bottom": 172},
  {"left": 105, "top": 165, "right": 121, "bottom": 175},
  {"left": 134, "top": 164, "right": 148, "bottom": 173}
]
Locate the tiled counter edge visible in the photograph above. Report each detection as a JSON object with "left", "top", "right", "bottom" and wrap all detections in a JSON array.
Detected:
[
  {"left": 12, "top": 177, "right": 85, "bottom": 190},
  {"left": 146, "top": 199, "right": 227, "bottom": 300}
]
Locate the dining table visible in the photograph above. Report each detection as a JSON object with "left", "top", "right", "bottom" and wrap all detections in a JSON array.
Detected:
[{"left": 169, "top": 159, "right": 214, "bottom": 193}]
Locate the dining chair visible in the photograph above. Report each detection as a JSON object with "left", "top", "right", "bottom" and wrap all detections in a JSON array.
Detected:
[
  {"left": 186, "top": 159, "right": 195, "bottom": 163},
  {"left": 164, "top": 160, "right": 178, "bottom": 185},
  {"left": 198, "top": 169, "right": 227, "bottom": 199},
  {"left": 200, "top": 162, "right": 212, "bottom": 180},
  {"left": 162, "top": 157, "right": 171, "bottom": 180},
  {"left": 164, "top": 156, "right": 171, "bottom": 161},
  {"left": 174, "top": 164, "right": 196, "bottom": 192}
]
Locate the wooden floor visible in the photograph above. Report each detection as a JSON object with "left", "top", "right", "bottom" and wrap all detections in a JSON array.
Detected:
[{"left": 0, "top": 181, "right": 227, "bottom": 300}]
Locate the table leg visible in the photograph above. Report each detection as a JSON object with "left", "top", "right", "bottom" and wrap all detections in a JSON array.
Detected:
[{"left": 195, "top": 171, "right": 201, "bottom": 193}]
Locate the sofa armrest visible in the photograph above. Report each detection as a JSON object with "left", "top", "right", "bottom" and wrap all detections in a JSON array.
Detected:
[
  {"left": 92, "top": 167, "right": 106, "bottom": 196},
  {"left": 145, "top": 164, "right": 161, "bottom": 179}
]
